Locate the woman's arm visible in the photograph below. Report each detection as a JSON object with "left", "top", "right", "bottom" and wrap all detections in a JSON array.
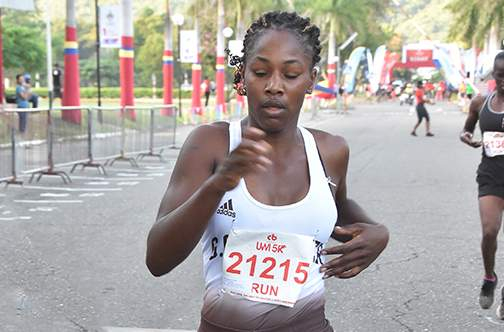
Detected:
[
  {"left": 146, "top": 124, "right": 272, "bottom": 277},
  {"left": 311, "top": 131, "right": 389, "bottom": 279}
]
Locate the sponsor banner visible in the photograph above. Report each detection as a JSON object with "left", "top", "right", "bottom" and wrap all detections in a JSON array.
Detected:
[
  {"left": 406, "top": 49, "right": 433, "bottom": 64},
  {"left": 180, "top": 30, "right": 198, "bottom": 63},
  {"left": 99, "top": 5, "right": 121, "bottom": 48}
]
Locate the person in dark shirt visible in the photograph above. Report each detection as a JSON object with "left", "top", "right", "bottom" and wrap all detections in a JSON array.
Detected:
[
  {"left": 52, "top": 63, "right": 62, "bottom": 99},
  {"left": 460, "top": 52, "right": 504, "bottom": 319}
]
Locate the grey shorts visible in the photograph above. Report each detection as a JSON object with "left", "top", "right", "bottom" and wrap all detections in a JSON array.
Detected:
[{"left": 198, "top": 287, "right": 334, "bottom": 332}]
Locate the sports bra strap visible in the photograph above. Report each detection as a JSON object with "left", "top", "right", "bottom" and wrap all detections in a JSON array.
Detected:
[{"left": 229, "top": 121, "right": 242, "bottom": 153}]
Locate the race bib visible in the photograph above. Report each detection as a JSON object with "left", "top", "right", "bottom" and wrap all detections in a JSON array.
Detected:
[
  {"left": 483, "top": 131, "right": 504, "bottom": 157},
  {"left": 222, "top": 229, "right": 315, "bottom": 307}
]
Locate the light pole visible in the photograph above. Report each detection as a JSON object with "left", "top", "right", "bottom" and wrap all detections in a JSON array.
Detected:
[
  {"left": 45, "top": 0, "right": 53, "bottom": 109},
  {"left": 336, "top": 32, "right": 358, "bottom": 92},
  {"left": 223, "top": 26, "right": 233, "bottom": 39},
  {"left": 172, "top": 13, "right": 184, "bottom": 118}
]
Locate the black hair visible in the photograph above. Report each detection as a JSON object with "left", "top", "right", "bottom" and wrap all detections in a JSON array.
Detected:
[
  {"left": 416, "top": 80, "right": 423, "bottom": 88},
  {"left": 494, "top": 51, "right": 504, "bottom": 65},
  {"left": 16, "top": 74, "right": 22, "bottom": 81},
  {"left": 226, "top": 11, "right": 322, "bottom": 94}
]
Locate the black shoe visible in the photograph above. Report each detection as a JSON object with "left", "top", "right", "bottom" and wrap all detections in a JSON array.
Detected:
[
  {"left": 426, "top": 132, "right": 434, "bottom": 137},
  {"left": 410, "top": 131, "right": 417, "bottom": 136},
  {"left": 480, "top": 273, "right": 498, "bottom": 309}
]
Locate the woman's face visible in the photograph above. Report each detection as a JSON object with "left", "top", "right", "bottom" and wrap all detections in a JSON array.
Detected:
[
  {"left": 493, "top": 58, "right": 504, "bottom": 95},
  {"left": 243, "top": 29, "right": 316, "bottom": 132}
]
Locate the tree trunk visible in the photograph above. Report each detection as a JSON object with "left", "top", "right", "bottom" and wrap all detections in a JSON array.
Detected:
[
  {"left": 328, "top": 16, "right": 337, "bottom": 93},
  {"left": 191, "top": 14, "right": 202, "bottom": 120},
  {"left": 120, "top": 0, "right": 135, "bottom": 119},
  {"left": 215, "top": 0, "right": 226, "bottom": 117},
  {"left": 62, "top": 0, "right": 82, "bottom": 123},
  {"left": 162, "top": 0, "right": 174, "bottom": 115}
]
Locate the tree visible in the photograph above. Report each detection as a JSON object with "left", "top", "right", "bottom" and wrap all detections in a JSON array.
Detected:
[
  {"left": 134, "top": 7, "right": 165, "bottom": 86},
  {"left": 2, "top": 11, "right": 46, "bottom": 76},
  {"left": 446, "top": 0, "right": 504, "bottom": 49}
]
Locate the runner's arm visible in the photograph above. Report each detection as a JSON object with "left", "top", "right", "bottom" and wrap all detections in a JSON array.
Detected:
[
  {"left": 332, "top": 144, "right": 388, "bottom": 242},
  {"left": 146, "top": 125, "right": 227, "bottom": 277},
  {"left": 146, "top": 124, "right": 273, "bottom": 277},
  {"left": 460, "top": 96, "right": 484, "bottom": 147},
  {"left": 312, "top": 132, "right": 388, "bottom": 278}
]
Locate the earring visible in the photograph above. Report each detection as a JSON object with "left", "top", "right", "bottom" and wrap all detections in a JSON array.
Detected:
[{"left": 306, "top": 89, "right": 313, "bottom": 94}]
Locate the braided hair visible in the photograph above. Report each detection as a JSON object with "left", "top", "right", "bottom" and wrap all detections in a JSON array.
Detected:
[{"left": 226, "top": 11, "right": 322, "bottom": 95}]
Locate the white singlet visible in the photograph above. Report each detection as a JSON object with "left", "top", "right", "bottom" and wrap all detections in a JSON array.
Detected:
[{"left": 199, "top": 121, "right": 338, "bottom": 329}]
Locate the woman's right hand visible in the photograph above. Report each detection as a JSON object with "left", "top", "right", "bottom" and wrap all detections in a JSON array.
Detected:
[
  {"left": 209, "top": 126, "right": 273, "bottom": 192},
  {"left": 460, "top": 131, "right": 482, "bottom": 148}
]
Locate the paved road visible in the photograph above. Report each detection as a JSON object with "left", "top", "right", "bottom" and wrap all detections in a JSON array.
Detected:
[{"left": 1, "top": 101, "right": 503, "bottom": 331}]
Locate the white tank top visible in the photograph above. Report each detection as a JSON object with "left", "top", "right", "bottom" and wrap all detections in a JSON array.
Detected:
[{"left": 201, "top": 121, "right": 338, "bottom": 300}]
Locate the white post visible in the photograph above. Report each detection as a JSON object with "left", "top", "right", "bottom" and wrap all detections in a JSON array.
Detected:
[{"left": 46, "top": 0, "right": 53, "bottom": 105}]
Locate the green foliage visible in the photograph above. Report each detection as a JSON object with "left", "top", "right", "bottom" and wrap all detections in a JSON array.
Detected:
[
  {"left": 5, "top": 86, "right": 195, "bottom": 99},
  {"left": 6, "top": 0, "right": 399, "bottom": 91},
  {"left": 2, "top": 11, "right": 46, "bottom": 74},
  {"left": 446, "top": 0, "right": 504, "bottom": 47}
]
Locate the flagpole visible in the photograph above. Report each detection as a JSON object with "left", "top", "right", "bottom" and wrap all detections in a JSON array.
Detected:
[{"left": 94, "top": 0, "right": 101, "bottom": 107}]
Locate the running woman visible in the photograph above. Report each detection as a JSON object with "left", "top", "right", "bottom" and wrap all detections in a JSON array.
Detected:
[
  {"left": 460, "top": 52, "right": 504, "bottom": 319},
  {"left": 146, "top": 11, "right": 389, "bottom": 331},
  {"left": 411, "top": 80, "right": 434, "bottom": 137}
]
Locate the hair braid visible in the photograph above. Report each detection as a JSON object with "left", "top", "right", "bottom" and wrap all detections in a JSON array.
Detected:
[{"left": 226, "top": 11, "right": 322, "bottom": 95}]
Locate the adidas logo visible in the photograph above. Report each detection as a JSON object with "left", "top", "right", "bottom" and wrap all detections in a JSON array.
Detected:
[{"left": 216, "top": 199, "right": 236, "bottom": 218}]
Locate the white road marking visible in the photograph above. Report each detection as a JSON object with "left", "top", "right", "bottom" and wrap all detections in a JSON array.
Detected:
[
  {"left": 29, "top": 207, "right": 55, "bottom": 212},
  {"left": 0, "top": 193, "right": 6, "bottom": 197},
  {"left": 144, "top": 166, "right": 166, "bottom": 170},
  {"left": 85, "top": 181, "right": 111, "bottom": 185},
  {"left": 117, "top": 181, "right": 139, "bottom": 186},
  {"left": 70, "top": 176, "right": 153, "bottom": 181},
  {"left": 40, "top": 193, "right": 70, "bottom": 198},
  {"left": 79, "top": 193, "right": 105, "bottom": 197},
  {"left": 110, "top": 168, "right": 168, "bottom": 173},
  {"left": 101, "top": 328, "right": 194, "bottom": 332},
  {"left": 0, "top": 205, "right": 4, "bottom": 209},
  {"left": 2, "top": 211, "right": 12, "bottom": 215},
  {"left": 145, "top": 173, "right": 165, "bottom": 177},
  {"left": 14, "top": 200, "right": 84, "bottom": 204},
  {"left": 117, "top": 173, "right": 139, "bottom": 177},
  {"left": 14, "top": 185, "right": 122, "bottom": 192},
  {"left": 0, "top": 216, "right": 32, "bottom": 221}
]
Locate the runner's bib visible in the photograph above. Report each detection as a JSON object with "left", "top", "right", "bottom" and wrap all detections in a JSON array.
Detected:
[
  {"left": 483, "top": 131, "right": 504, "bottom": 157},
  {"left": 222, "top": 229, "right": 315, "bottom": 307}
]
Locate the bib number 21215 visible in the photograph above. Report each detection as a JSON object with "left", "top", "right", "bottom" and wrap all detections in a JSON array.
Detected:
[{"left": 222, "top": 229, "right": 315, "bottom": 307}]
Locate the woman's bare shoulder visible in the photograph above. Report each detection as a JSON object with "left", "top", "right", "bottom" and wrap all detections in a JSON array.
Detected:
[{"left": 305, "top": 128, "right": 349, "bottom": 172}]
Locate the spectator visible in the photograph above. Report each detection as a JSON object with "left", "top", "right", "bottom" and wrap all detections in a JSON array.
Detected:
[
  {"left": 23, "top": 73, "right": 38, "bottom": 108},
  {"left": 202, "top": 76, "right": 211, "bottom": 107},
  {"left": 52, "top": 63, "right": 62, "bottom": 99},
  {"left": 15, "top": 74, "right": 29, "bottom": 133}
]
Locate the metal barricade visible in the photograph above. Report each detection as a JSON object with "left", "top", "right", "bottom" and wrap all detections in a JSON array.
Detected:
[
  {"left": 105, "top": 106, "right": 144, "bottom": 167},
  {"left": 0, "top": 110, "right": 20, "bottom": 184},
  {"left": 46, "top": 106, "right": 90, "bottom": 179},
  {"left": 88, "top": 106, "right": 123, "bottom": 166},
  {"left": 0, "top": 104, "right": 180, "bottom": 186},
  {"left": 0, "top": 108, "right": 59, "bottom": 183},
  {"left": 25, "top": 107, "right": 73, "bottom": 184},
  {"left": 137, "top": 105, "right": 177, "bottom": 162}
]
